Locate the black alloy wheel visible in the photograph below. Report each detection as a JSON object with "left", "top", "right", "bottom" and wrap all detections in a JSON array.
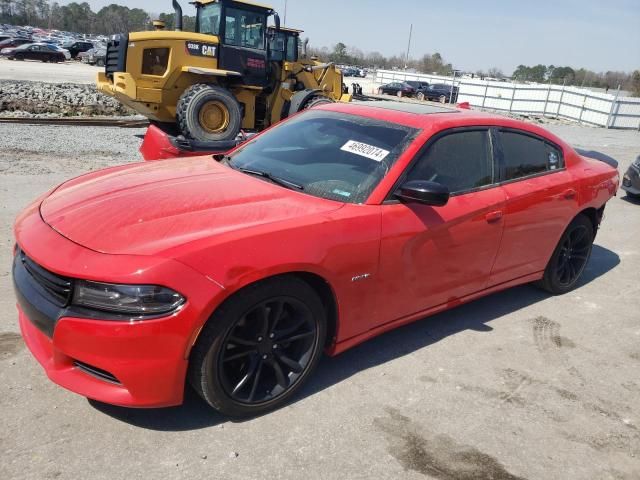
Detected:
[
  {"left": 554, "top": 224, "right": 591, "bottom": 287},
  {"left": 219, "top": 297, "right": 317, "bottom": 404},
  {"left": 189, "top": 276, "right": 326, "bottom": 417},
  {"left": 537, "top": 214, "right": 594, "bottom": 294}
]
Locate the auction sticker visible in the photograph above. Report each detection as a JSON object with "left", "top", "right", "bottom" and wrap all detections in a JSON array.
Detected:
[{"left": 341, "top": 140, "right": 389, "bottom": 162}]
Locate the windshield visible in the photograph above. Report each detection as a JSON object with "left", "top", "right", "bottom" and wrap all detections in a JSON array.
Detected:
[
  {"left": 227, "top": 110, "right": 419, "bottom": 203},
  {"left": 199, "top": 3, "right": 221, "bottom": 35}
]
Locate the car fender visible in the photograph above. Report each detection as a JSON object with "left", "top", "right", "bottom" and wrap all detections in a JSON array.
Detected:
[{"left": 171, "top": 205, "right": 383, "bottom": 347}]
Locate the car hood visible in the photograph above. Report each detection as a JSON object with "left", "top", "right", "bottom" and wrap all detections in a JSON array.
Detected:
[{"left": 40, "top": 157, "right": 343, "bottom": 256}]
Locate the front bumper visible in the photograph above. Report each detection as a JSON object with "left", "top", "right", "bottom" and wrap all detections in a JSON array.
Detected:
[
  {"left": 13, "top": 201, "right": 224, "bottom": 407},
  {"left": 622, "top": 165, "right": 640, "bottom": 196},
  {"left": 97, "top": 71, "right": 168, "bottom": 122}
]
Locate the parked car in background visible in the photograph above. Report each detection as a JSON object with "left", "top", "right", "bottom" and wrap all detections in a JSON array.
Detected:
[
  {"left": 66, "top": 40, "right": 93, "bottom": 58},
  {"left": 41, "top": 43, "right": 71, "bottom": 60},
  {"left": 622, "top": 155, "right": 640, "bottom": 199},
  {"left": 85, "top": 47, "right": 106, "bottom": 66},
  {"left": 377, "top": 82, "right": 416, "bottom": 97},
  {"left": 5, "top": 43, "right": 66, "bottom": 62},
  {"left": 0, "top": 37, "right": 32, "bottom": 51},
  {"left": 12, "top": 101, "right": 619, "bottom": 417},
  {"left": 406, "top": 80, "right": 429, "bottom": 90},
  {"left": 419, "top": 83, "right": 460, "bottom": 103}
]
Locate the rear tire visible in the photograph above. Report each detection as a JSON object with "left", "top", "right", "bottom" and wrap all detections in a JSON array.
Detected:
[
  {"left": 536, "top": 214, "right": 594, "bottom": 295},
  {"left": 188, "top": 276, "right": 327, "bottom": 417},
  {"left": 176, "top": 84, "right": 242, "bottom": 142}
]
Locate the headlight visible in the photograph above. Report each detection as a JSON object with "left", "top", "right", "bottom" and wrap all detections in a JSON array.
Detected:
[{"left": 72, "top": 280, "right": 185, "bottom": 316}]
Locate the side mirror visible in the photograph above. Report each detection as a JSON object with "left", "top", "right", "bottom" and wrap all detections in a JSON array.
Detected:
[
  {"left": 394, "top": 180, "right": 450, "bottom": 206},
  {"left": 273, "top": 13, "right": 281, "bottom": 32}
]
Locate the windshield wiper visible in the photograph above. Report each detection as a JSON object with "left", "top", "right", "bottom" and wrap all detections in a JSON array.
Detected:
[{"left": 236, "top": 167, "right": 305, "bottom": 191}]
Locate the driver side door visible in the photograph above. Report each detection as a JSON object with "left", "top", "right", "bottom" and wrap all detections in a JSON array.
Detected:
[
  {"left": 375, "top": 128, "right": 507, "bottom": 324},
  {"left": 218, "top": 6, "right": 268, "bottom": 86}
]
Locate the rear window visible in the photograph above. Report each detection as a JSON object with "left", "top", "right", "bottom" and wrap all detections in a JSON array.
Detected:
[
  {"left": 228, "top": 110, "right": 419, "bottom": 203},
  {"left": 500, "top": 131, "right": 563, "bottom": 180}
]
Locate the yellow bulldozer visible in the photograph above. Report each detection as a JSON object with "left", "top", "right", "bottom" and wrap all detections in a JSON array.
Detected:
[{"left": 97, "top": 0, "right": 350, "bottom": 142}]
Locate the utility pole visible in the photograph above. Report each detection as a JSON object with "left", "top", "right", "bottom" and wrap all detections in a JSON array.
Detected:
[
  {"left": 283, "top": 0, "right": 287, "bottom": 27},
  {"left": 405, "top": 23, "right": 412, "bottom": 70}
]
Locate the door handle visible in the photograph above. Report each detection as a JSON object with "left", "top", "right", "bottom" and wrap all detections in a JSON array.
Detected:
[
  {"left": 485, "top": 211, "right": 503, "bottom": 223},
  {"left": 563, "top": 188, "right": 577, "bottom": 200}
]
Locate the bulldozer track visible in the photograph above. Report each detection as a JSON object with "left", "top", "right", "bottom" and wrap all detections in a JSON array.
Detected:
[{"left": 0, "top": 117, "right": 149, "bottom": 128}]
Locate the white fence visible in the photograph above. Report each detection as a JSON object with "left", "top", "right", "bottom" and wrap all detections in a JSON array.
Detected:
[{"left": 372, "top": 69, "right": 640, "bottom": 130}]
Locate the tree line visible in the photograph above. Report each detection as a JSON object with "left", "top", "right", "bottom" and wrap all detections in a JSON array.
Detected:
[
  {"left": 512, "top": 64, "right": 639, "bottom": 93},
  {"left": 0, "top": 1, "right": 154, "bottom": 35},
  {"left": 315, "top": 42, "right": 639, "bottom": 95}
]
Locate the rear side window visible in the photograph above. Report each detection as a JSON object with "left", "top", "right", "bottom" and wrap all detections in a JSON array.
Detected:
[
  {"left": 500, "top": 131, "right": 563, "bottom": 181},
  {"left": 406, "top": 130, "right": 494, "bottom": 194}
]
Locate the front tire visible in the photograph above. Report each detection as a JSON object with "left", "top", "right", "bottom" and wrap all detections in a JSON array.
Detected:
[
  {"left": 536, "top": 214, "right": 594, "bottom": 295},
  {"left": 176, "top": 84, "right": 242, "bottom": 142},
  {"left": 188, "top": 276, "right": 327, "bottom": 417}
]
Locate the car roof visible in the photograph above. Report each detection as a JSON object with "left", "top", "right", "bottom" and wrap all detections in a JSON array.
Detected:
[
  {"left": 318, "top": 101, "right": 569, "bottom": 148},
  {"left": 353, "top": 101, "right": 455, "bottom": 116}
]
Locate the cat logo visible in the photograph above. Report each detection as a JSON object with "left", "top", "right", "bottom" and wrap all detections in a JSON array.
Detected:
[
  {"left": 185, "top": 41, "right": 217, "bottom": 58},
  {"left": 201, "top": 45, "right": 216, "bottom": 57}
]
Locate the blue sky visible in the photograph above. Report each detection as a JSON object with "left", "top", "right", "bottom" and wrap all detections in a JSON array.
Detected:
[{"left": 77, "top": 0, "right": 639, "bottom": 74}]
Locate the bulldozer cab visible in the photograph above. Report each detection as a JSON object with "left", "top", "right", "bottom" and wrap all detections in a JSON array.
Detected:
[
  {"left": 195, "top": 0, "right": 276, "bottom": 85},
  {"left": 268, "top": 27, "right": 301, "bottom": 62}
]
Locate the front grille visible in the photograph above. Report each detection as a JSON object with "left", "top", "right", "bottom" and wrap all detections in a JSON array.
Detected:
[
  {"left": 105, "top": 33, "right": 128, "bottom": 79},
  {"left": 74, "top": 361, "right": 121, "bottom": 385},
  {"left": 19, "top": 250, "right": 72, "bottom": 307}
]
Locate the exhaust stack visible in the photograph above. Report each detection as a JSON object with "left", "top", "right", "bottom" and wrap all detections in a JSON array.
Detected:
[{"left": 172, "top": 0, "right": 183, "bottom": 31}]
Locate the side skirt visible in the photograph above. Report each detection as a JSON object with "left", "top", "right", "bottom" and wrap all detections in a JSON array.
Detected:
[{"left": 327, "top": 271, "right": 544, "bottom": 356}]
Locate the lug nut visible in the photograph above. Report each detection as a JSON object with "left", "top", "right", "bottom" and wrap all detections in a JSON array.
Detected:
[
  {"left": 269, "top": 333, "right": 275, "bottom": 339},
  {"left": 273, "top": 344, "right": 279, "bottom": 350},
  {"left": 257, "top": 336, "right": 263, "bottom": 342},
  {"left": 262, "top": 354, "right": 268, "bottom": 360}
]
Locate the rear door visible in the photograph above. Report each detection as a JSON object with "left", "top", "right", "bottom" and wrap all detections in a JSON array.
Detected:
[
  {"left": 376, "top": 128, "right": 506, "bottom": 323},
  {"left": 489, "top": 129, "right": 578, "bottom": 286}
]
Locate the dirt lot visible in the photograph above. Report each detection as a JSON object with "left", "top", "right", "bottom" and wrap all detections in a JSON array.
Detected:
[
  {"left": 0, "top": 58, "right": 102, "bottom": 84},
  {"left": 0, "top": 121, "right": 639, "bottom": 480}
]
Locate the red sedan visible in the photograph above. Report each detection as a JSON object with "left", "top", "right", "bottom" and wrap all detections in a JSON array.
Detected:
[{"left": 13, "top": 102, "right": 619, "bottom": 416}]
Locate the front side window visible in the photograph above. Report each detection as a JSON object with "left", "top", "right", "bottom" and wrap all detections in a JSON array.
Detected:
[
  {"left": 405, "top": 130, "right": 494, "bottom": 194},
  {"left": 500, "top": 131, "right": 563, "bottom": 181},
  {"left": 228, "top": 110, "right": 419, "bottom": 203},
  {"left": 224, "top": 8, "right": 266, "bottom": 49},
  {"left": 199, "top": 3, "right": 221, "bottom": 35}
]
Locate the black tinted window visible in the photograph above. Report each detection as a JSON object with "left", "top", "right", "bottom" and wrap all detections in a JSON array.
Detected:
[
  {"left": 500, "top": 131, "right": 562, "bottom": 180},
  {"left": 406, "top": 130, "right": 494, "bottom": 194}
]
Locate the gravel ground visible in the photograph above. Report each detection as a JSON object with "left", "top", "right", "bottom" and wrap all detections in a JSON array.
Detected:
[
  {"left": 0, "top": 80, "right": 134, "bottom": 117},
  {"left": 0, "top": 121, "right": 639, "bottom": 480}
]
